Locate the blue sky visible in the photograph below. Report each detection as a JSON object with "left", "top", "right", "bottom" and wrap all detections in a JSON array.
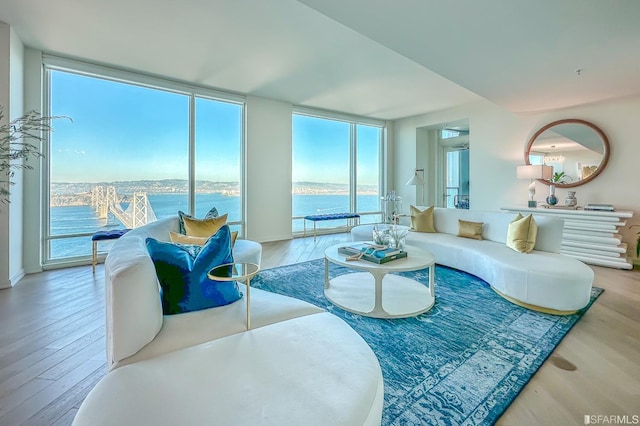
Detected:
[
  {"left": 292, "top": 115, "right": 380, "bottom": 185},
  {"left": 50, "top": 70, "right": 380, "bottom": 185}
]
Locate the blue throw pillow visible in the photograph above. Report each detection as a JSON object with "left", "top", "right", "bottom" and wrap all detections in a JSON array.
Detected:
[
  {"left": 177, "top": 206, "right": 219, "bottom": 234},
  {"left": 146, "top": 225, "right": 241, "bottom": 315}
]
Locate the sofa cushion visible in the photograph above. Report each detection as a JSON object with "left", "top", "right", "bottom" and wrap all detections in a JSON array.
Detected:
[
  {"left": 410, "top": 205, "right": 436, "bottom": 232},
  {"left": 146, "top": 225, "right": 241, "bottom": 315},
  {"left": 114, "top": 286, "right": 326, "bottom": 368},
  {"left": 169, "top": 230, "right": 238, "bottom": 247},
  {"left": 506, "top": 213, "right": 538, "bottom": 253},
  {"left": 75, "top": 313, "right": 384, "bottom": 426},
  {"left": 178, "top": 206, "right": 219, "bottom": 234},
  {"left": 182, "top": 213, "right": 228, "bottom": 238},
  {"left": 458, "top": 219, "right": 483, "bottom": 240}
]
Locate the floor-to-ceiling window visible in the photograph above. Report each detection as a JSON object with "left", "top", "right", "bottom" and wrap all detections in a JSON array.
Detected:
[
  {"left": 291, "top": 111, "right": 384, "bottom": 234},
  {"left": 194, "top": 97, "right": 243, "bottom": 222},
  {"left": 44, "top": 58, "right": 244, "bottom": 264},
  {"left": 356, "top": 124, "right": 382, "bottom": 219}
]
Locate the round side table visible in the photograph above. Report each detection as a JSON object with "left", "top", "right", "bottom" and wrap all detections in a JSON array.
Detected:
[{"left": 208, "top": 262, "right": 260, "bottom": 329}]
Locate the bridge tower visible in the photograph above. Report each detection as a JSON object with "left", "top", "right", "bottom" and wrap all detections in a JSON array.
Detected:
[
  {"left": 91, "top": 186, "right": 108, "bottom": 219},
  {"left": 131, "top": 192, "right": 152, "bottom": 228},
  {"left": 90, "top": 184, "right": 156, "bottom": 228},
  {"left": 105, "top": 186, "right": 118, "bottom": 218}
]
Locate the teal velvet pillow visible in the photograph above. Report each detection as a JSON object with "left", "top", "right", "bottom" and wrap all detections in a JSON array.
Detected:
[
  {"left": 177, "top": 206, "right": 219, "bottom": 234},
  {"left": 146, "top": 224, "right": 241, "bottom": 315}
]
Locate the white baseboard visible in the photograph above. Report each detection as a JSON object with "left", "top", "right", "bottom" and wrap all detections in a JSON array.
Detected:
[
  {"left": 9, "top": 269, "right": 26, "bottom": 286},
  {"left": 254, "top": 233, "right": 294, "bottom": 243}
]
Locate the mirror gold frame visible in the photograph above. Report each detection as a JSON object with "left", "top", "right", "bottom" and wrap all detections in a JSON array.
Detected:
[{"left": 525, "top": 119, "right": 610, "bottom": 188}]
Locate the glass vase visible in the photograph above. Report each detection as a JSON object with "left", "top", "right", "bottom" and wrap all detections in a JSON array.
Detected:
[
  {"left": 372, "top": 225, "right": 390, "bottom": 246},
  {"left": 546, "top": 184, "right": 558, "bottom": 206},
  {"left": 388, "top": 225, "right": 408, "bottom": 250}
]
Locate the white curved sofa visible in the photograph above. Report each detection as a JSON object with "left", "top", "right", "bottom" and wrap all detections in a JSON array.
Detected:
[
  {"left": 74, "top": 216, "right": 383, "bottom": 426},
  {"left": 400, "top": 208, "right": 594, "bottom": 314}
]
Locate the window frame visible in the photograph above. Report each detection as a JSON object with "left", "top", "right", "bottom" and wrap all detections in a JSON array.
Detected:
[
  {"left": 291, "top": 107, "right": 385, "bottom": 235},
  {"left": 42, "top": 55, "right": 246, "bottom": 266}
]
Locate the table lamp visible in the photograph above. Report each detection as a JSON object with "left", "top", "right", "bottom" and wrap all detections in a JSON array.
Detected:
[{"left": 516, "top": 165, "right": 553, "bottom": 207}]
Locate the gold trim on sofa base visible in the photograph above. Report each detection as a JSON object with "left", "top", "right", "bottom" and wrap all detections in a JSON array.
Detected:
[{"left": 491, "top": 287, "right": 579, "bottom": 316}]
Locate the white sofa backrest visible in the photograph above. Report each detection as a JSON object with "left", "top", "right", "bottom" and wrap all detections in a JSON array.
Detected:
[
  {"left": 126, "top": 215, "right": 180, "bottom": 240},
  {"left": 527, "top": 214, "right": 564, "bottom": 253},
  {"left": 421, "top": 208, "right": 563, "bottom": 253},
  {"left": 105, "top": 217, "right": 178, "bottom": 369}
]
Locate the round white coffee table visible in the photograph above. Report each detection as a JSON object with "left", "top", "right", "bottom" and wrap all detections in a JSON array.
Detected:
[{"left": 324, "top": 242, "right": 435, "bottom": 318}]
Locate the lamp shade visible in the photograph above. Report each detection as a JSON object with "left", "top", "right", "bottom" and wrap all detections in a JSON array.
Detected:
[
  {"left": 516, "top": 165, "right": 553, "bottom": 180},
  {"left": 406, "top": 172, "right": 424, "bottom": 186}
]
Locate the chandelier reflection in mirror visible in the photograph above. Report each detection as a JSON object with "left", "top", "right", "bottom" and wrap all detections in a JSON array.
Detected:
[{"left": 543, "top": 154, "right": 565, "bottom": 163}]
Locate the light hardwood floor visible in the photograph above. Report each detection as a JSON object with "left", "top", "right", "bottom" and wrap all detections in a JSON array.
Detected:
[{"left": 0, "top": 233, "right": 638, "bottom": 425}]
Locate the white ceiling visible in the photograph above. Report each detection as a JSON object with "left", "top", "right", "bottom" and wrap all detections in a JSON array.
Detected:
[{"left": 1, "top": 0, "right": 639, "bottom": 120}]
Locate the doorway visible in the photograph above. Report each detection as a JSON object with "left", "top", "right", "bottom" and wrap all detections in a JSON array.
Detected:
[
  {"left": 415, "top": 120, "right": 469, "bottom": 209},
  {"left": 437, "top": 123, "right": 469, "bottom": 209},
  {"left": 443, "top": 146, "right": 469, "bottom": 209}
]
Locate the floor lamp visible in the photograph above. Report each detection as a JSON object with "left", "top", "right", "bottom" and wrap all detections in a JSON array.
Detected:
[
  {"left": 406, "top": 168, "right": 425, "bottom": 205},
  {"left": 516, "top": 165, "right": 553, "bottom": 207}
]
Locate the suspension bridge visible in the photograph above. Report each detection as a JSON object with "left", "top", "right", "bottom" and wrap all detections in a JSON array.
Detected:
[{"left": 90, "top": 185, "right": 157, "bottom": 229}]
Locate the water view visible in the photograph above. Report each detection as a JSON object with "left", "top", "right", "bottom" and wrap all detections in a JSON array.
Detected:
[{"left": 50, "top": 192, "right": 380, "bottom": 259}]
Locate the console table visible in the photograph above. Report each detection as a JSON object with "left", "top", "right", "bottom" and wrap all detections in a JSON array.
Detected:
[{"left": 501, "top": 206, "right": 634, "bottom": 269}]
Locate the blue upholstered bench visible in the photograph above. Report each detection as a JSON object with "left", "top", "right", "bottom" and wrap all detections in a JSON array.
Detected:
[
  {"left": 91, "top": 229, "right": 131, "bottom": 272},
  {"left": 303, "top": 213, "right": 360, "bottom": 242}
]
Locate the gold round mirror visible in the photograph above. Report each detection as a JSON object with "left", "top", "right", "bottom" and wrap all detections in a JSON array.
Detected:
[{"left": 525, "top": 119, "right": 610, "bottom": 188}]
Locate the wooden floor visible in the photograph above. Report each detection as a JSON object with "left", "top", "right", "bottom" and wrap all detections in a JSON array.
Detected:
[{"left": 0, "top": 232, "right": 638, "bottom": 425}]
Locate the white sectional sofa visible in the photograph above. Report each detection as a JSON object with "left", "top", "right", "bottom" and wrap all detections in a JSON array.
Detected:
[
  {"left": 74, "top": 216, "right": 383, "bottom": 426},
  {"left": 401, "top": 208, "right": 594, "bottom": 314}
]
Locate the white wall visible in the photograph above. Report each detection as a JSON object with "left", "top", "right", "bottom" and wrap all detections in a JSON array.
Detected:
[
  {"left": 393, "top": 96, "right": 640, "bottom": 254},
  {"left": 0, "top": 23, "right": 26, "bottom": 287},
  {"left": 8, "top": 27, "right": 25, "bottom": 284},
  {"left": 23, "top": 48, "right": 43, "bottom": 274},
  {"left": 8, "top": 29, "right": 25, "bottom": 286},
  {"left": 0, "top": 22, "right": 10, "bottom": 288},
  {"left": 245, "top": 95, "right": 293, "bottom": 242}
]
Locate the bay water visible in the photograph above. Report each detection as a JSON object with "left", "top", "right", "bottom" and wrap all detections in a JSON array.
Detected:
[{"left": 50, "top": 193, "right": 380, "bottom": 258}]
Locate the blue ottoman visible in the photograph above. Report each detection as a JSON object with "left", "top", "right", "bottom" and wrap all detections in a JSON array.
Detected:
[
  {"left": 92, "top": 229, "right": 131, "bottom": 272},
  {"left": 303, "top": 213, "right": 360, "bottom": 242}
]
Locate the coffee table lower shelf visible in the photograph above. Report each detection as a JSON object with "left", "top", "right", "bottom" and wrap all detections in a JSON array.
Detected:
[{"left": 324, "top": 272, "right": 434, "bottom": 319}]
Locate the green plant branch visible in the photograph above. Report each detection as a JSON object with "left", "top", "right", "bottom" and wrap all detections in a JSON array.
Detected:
[
  {"left": 549, "top": 171, "right": 572, "bottom": 184},
  {"left": 0, "top": 107, "right": 71, "bottom": 203}
]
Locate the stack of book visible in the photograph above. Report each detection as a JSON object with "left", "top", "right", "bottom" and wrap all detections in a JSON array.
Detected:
[
  {"left": 584, "top": 203, "right": 616, "bottom": 212},
  {"left": 338, "top": 243, "right": 407, "bottom": 264}
]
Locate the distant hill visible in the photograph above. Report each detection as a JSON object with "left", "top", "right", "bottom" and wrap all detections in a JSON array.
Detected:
[
  {"left": 292, "top": 182, "right": 378, "bottom": 195},
  {"left": 49, "top": 180, "right": 378, "bottom": 207},
  {"left": 51, "top": 179, "right": 238, "bottom": 195}
]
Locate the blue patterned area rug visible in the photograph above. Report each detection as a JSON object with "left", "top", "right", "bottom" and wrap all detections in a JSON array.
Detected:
[{"left": 251, "top": 259, "right": 602, "bottom": 426}]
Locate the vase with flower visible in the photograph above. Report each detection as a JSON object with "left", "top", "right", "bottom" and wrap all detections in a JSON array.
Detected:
[{"left": 546, "top": 172, "right": 569, "bottom": 206}]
